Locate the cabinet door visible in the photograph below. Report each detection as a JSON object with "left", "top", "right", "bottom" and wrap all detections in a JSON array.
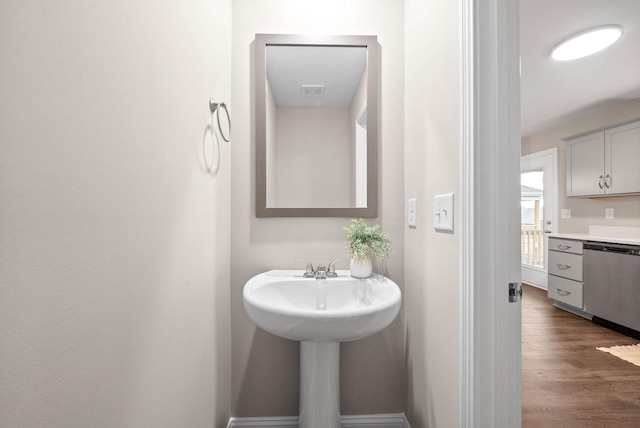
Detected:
[
  {"left": 566, "top": 132, "right": 605, "bottom": 197},
  {"left": 606, "top": 120, "right": 640, "bottom": 195}
]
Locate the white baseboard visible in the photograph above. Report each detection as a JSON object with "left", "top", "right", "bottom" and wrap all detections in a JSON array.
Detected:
[
  {"left": 226, "top": 416, "right": 298, "bottom": 428},
  {"left": 226, "top": 413, "right": 410, "bottom": 428},
  {"left": 341, "top": 413, "right": 410, "bottom": 428}
]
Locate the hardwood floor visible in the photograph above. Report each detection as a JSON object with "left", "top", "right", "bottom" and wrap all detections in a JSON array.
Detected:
[{"left": 522, "top": 284, "right": 640, "bottom": 427}]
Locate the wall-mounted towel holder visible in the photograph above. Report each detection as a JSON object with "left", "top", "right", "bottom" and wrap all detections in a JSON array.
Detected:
[{"left": 209, "top": 98, "right": 231, "bottom": 142}]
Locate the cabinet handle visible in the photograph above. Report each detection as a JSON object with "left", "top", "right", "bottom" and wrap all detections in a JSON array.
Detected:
[
  {"left": 557, "top": 263, "right": 571, "bottom": 270},
  {"left": 557, "top": 244, "right": 571, "bottom": 250},
  {"left": 604, "top": 174, "right": 612, "bottom": 189},
  {"left": 598, "top": 175, "right": 604, "bottom": 189},
  {"left": 557, "top": 288, "right": 571, "bottom": 297}
]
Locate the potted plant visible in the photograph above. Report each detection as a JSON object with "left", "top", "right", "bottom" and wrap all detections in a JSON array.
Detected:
[{"left": 344, "top": 218, "right": 392, "bottom": 278}]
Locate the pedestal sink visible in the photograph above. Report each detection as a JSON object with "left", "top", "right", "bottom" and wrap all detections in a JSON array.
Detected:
[{"left": 242, "top": 270, "right": 401, "bottom": 428}]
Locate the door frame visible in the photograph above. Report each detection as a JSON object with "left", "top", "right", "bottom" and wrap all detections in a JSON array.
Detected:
[
  {"left": 521, "top": 148, "right": 558, "bottom": 289},
  {"left": 460, "top": 0, "right": 522, "bottom": 426}
]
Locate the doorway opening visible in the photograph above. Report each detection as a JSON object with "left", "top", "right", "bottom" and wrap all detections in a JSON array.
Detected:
[{"left": 520, "top": 148, "right": 557, "bottom": 289}]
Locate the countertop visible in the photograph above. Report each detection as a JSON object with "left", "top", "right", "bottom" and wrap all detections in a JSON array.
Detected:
[{"left": 549, "top": 232, "right": 640, "bottom": 246}]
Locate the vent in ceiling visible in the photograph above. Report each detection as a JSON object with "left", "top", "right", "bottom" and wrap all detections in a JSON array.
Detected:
[{"left": 301, "top": 85, "right": 325, "bottom": 97}]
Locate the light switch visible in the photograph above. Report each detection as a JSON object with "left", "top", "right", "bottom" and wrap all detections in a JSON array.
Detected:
[
  {"left": 434, "top": 193, "right": 454, "bottom": 233},
  {"left": 605, "top": 208, "right": 614, "bottom": 220},
  {"left": 408, "top": 198, "right": 417, "bottom": 228}
]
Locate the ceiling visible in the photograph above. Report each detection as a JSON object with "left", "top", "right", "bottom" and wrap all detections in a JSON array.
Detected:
[
  {"left": 266, "top": 1, "right": 640, "bottom": 135},
  {"left": 266, "top": 45, "right": 366, "bottom": 108},
  {"left": 520, "top": 0, "right": 640, "bottom": 136}
]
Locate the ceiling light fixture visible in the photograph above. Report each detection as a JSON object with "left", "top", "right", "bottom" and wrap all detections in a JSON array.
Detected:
[{"left": 551, "top": 25, "right": 623, "bottom": 61}]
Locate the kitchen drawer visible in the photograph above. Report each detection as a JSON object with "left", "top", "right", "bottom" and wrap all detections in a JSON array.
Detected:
[
  {"left": 548, "top": 238, "right": 583, "bottom": 255},
  {"left": 548, "top": 251, "right": 583, "bottom": 281},
  {"left": 548, "top": 275, "right": 583, "bottom": 309}
]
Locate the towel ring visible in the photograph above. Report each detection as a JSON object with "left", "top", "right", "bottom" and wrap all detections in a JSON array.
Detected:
[{"left": 209, "top": 98, "right": 231, "bottom": 142}]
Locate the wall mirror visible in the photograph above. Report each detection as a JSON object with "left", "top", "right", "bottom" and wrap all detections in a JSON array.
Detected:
[{"left": 255, "top": 34, "right": 378, "bottom": 217}]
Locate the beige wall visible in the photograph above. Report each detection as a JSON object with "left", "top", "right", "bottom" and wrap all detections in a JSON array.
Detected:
[
  {"left": 404, "top": 0, "right": 461, "bottom": 426},
  {"left": 0, "top": 1, "right": 232, "bottom": 426},
  {"left": 275, "top": 107, "right": 352, "bottom": 207},
  {"left": 231, "top": 0, "right": 405, "bottom": 417},
  {"left": 522, "top": 98, "right": 640, "bottom": 233}
]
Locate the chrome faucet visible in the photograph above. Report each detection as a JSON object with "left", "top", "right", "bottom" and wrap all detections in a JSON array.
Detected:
[
  {"left": 327, "top": 258, "right": 345, "bottom": 278},
  {"left": 296, "top": 258, "right": 345, "bottom": 279},
  {"left": 315, "top": 264, "right": 328, "bottom": 279},
  {"left": 295, "top": 258, "right": 316, "bottom": 278}
]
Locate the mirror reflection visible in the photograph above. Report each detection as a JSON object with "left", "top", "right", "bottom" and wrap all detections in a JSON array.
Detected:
[
  {"left": 265, "top": 45, "right": 368, "bottom": 208},
  {"left": 255, "top": 34, "right": 378, "bottom": 218}
]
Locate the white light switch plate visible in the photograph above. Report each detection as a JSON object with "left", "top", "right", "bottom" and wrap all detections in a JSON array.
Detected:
[
  {"left": 434, "top": 193, "right": 454, "bottom": 233},
  {"left": 408, "top": 198, "right": 417, "bottom": 228},
  {"left": 605, "top": 208, "right": 614, "bottom": 220}
]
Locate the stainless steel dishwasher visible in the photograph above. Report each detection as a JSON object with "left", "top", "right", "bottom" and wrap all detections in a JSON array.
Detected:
[{"left": 583, "top": 241, "right": 640, "bottom": 333}]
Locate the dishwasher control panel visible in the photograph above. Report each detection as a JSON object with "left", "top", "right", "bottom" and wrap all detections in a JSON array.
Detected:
[{"left": 584, "top": 242, "right": 640, "bottom": 256}]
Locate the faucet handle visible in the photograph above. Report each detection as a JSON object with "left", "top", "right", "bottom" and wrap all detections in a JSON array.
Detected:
[
  {"left": 327, "top": 258, "right": 345, "bottom": 277},
  {"left": 295, "top": 258, "right": 315, "bottom": 278}
]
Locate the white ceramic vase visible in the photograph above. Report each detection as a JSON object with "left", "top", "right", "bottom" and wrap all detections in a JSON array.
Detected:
[{"left": 350, "top": 257, "right": 372, "bottom": 278}]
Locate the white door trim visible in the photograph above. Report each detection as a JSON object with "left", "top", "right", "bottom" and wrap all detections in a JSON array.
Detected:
[
  {"left": 460, "top": 0, "right": 522, "bottom": 427},
  {"left": 521, "top": 147, "right": 558, "bottom": 289},
  {"left": 459, "top": 0, "right": 475, "bottom": 425}
]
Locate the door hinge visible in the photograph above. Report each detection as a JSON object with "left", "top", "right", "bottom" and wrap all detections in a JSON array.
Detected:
[{"left": 509, "top": 282, "right": 522, "bottom": 303}]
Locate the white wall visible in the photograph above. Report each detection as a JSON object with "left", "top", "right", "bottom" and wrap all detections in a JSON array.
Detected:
[
  {"left": 522, "top": 98, "right": 640, "bottom": 233},
  {"left": 0, "top": 1, "right": 232, "bottom": 426},
  {"left": 231, "top": 0, "right": 405, "bottom": 417},
  {"left": 350, "top": 67, "right": 368, "bottom": 205},
  {"left": 266, "top": 82, "right": 278, "bottom": 206},
  {"left": 404, "top": 0, "right": 460, "bottom": 426},
  {"left": 275, "top": 107, "right": 351, "bottom": 207}
]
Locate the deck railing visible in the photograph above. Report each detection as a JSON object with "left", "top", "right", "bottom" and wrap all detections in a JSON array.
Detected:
[{"left": 521, "top": 226, "right": 545, "bottom": 267}]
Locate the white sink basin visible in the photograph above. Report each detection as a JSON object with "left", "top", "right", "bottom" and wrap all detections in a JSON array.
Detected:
[
  {"left": 242, "top": 269, "right": 401, "bottom": 342},
  {"left": 243, "top": 269, "right": 402, "bottom": 427}
]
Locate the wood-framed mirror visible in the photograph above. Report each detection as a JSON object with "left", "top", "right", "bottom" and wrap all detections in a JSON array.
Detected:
[{"left": 255, "top": 34, "right": 378, "bottom": 217}]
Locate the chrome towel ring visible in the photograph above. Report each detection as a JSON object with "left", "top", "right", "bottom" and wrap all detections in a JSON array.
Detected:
[{"left": 209, "top": 98, "right": 231, "bottom": 142}]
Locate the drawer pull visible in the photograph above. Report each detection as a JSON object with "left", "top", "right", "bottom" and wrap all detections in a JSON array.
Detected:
[
  {"left": 557, "top": 244, "right": 572, "bottom": 250},
  {"left": 557, "top": 288, "right": 572, "bottom": 297},
  {"left": 557, "top": 263, "right": 571, "bottom": 270}
]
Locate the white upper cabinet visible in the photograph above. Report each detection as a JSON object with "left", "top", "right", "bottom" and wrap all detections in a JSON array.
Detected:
[
  {"left": 606, "top": 120, "right": 640, "bottom": 195},
  {"left": 566, "top": 119, "right": 640, "bottom": 197},
  {"left": 566, "top": 132, "right": 605, "bottom": 196}
]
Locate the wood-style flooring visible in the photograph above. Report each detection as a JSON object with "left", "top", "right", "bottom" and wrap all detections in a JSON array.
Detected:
[{"left": 522, "top": 284, "right": 640, "bottom": 427}]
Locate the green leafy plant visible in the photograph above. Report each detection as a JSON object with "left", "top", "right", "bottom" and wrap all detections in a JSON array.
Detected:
[{"left": 344, "top": 218, "right": 392, "bottom": 262}]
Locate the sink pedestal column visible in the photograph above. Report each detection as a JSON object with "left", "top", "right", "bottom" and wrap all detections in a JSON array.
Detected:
[{"left": 299, "top": 341, "right": 340, "bottom": 428}]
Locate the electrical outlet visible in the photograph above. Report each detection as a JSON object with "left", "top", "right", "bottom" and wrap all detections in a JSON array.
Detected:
[
  {"left": 434, "top": 193, "right": 454, "bottom": 233},
  {"left": 408, "top": 198, "right": 417, "bottom": 228},
  {"left": 605, "top": 208, "right": 614, "bottom": 220},
  {"left": 561, "top": 209, "right": 571, "bottom": 219}
]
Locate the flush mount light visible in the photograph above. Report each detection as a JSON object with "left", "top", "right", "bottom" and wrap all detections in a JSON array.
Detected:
[{"left": 551, "top": 25, "right": 623, "bottom": 61}]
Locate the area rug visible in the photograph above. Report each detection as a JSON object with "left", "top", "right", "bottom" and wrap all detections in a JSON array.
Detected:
[{"left": 597, "top": 344, "right": 640, "bottom": 368}]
